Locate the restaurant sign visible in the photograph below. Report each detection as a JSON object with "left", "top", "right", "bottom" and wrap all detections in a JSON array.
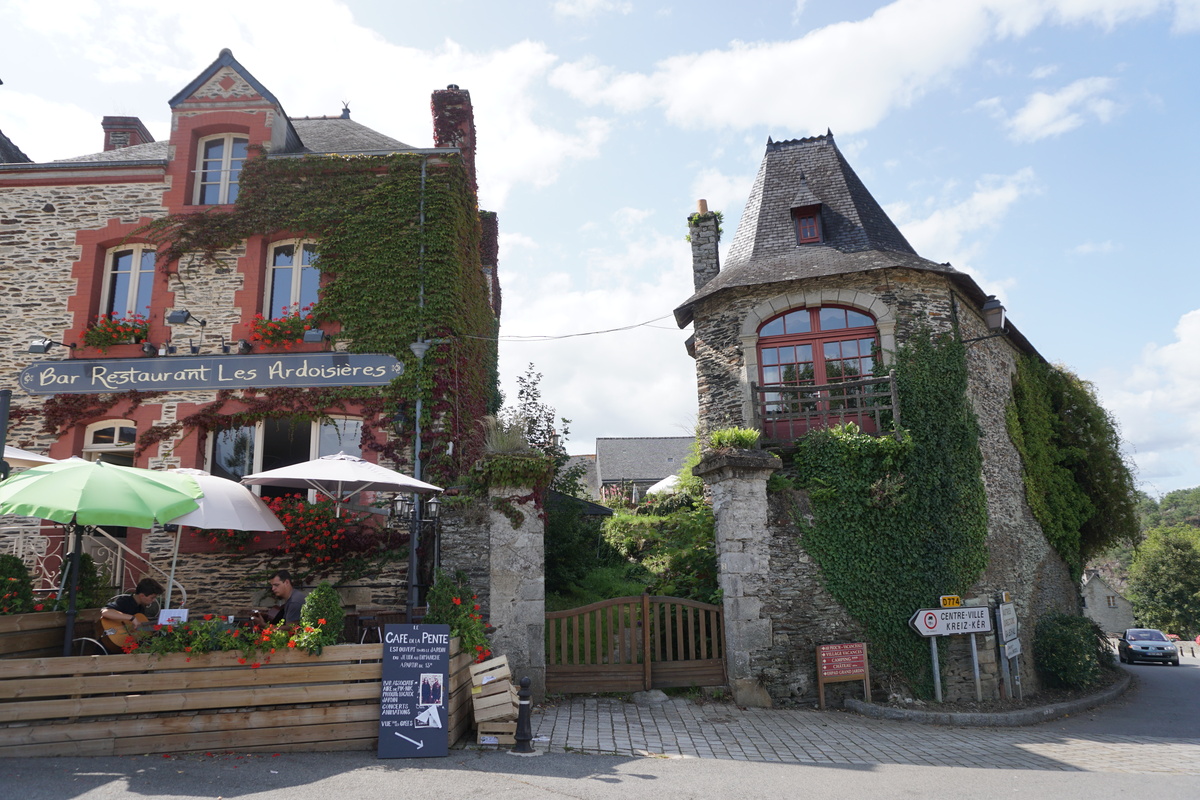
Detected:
[{"left": 19, "top": 352, "right": 403, "bottom": 395}]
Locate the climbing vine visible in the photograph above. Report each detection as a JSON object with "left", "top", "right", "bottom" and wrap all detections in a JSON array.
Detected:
[
  {"left": 1005, "top": 356, "right": 1138, "bottom": 578},
  {"left": 791, "top": 330, "right": 989, "bottom": 696},
  {"left": 122, "top": 151, "right": 498, "bottom": 483}
]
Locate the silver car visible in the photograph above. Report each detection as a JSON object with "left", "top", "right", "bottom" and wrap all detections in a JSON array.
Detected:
[{"left": 1118, "top": 628, "right": 1180, "bottom": 665}]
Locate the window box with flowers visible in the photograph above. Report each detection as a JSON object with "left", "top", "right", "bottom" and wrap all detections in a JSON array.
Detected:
[
  {"left": 249, "top": 303, "right": 322, "bottom": 350},
  {"left": 79, "top": 313, "right": 150, "bottom": 352}
]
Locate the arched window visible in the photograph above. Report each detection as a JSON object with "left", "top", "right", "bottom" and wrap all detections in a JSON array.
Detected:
[
  {"left": 757, "top": 306, "right": 878, "bottom": 437},
  {"left": 266, "top": 239, "right": 320, "bottom": 319},
  {"left": 194, "top": 134, "right": 249, "bottom": 205},
  {"left": 101, "top": 244, "right": 156, "bottom": 320}
]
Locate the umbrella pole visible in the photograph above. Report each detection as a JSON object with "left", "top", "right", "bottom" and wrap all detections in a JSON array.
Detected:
[
  {"left": 165, "top": 526, "right": 182, "bottom": 610},
  {"left": 62, "top": 524, "right": 83, "bottom": 658}
]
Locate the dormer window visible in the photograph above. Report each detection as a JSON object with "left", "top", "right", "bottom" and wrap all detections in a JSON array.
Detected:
[
  {"left": 194, "top": 134, "right": 248, "bottom": 204},
  {"left": 792, "top": 205, "right": 822, "bottom": 244}
]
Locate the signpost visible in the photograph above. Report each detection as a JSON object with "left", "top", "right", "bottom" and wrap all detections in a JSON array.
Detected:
[
  {"left": 816, "top": 642, "right": 870, "bottom": 710},
  {"left": 996, "top": 600, "right": 1022, "bottom": 700},
  {"left": 378, "top": 624, "right": 451, "bottom": 759},
  {"left": 909, "top": 605, "right": 993, "bottom": 702}
]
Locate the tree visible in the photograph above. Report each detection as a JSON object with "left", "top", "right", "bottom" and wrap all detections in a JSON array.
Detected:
[
  {"left": 1127, "top": 526, "right": 1200, "bottom": 638},
  {"left": 1142, "top": 486, "right": 1200, "bottom": 530},
  {"left": 498, "top": 363, "right": 585, "bottom": 496}
]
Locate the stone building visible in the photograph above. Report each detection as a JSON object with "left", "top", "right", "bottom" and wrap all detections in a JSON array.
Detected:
[
  {"left": 678, "top": 133, "right": 1078, "bottom": 704},
  {"left": 1081, "top": 570, "right": 1135, "bottom": 635},
  {"left": 0, "top": 50, "right": 499, "bottom": 611}
]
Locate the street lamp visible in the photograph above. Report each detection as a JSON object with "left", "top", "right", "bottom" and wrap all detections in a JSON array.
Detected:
[{"left": 405, "top": 338, "right": 448, "bottom": 621}]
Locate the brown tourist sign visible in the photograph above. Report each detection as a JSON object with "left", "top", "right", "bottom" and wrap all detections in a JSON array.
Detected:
[{"left": 19, "top": 352, "right": 404, "bottom": 395}]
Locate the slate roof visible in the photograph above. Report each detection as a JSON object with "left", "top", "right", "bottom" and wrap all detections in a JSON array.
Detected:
[
  {"left": 595, "top": 437, "right": 694, "bottom": 485},
  {"left": 0, "top": 129, "right": 31, "bottom": 164},
  {"left": 288, "top": 117, "right": 412, "bottom": 153},
  {"left": 674, "top": 132, "right": 962, "bottom": 327},
  {"left": 54, "top": 140, "right": 170, "bottom": 163}
]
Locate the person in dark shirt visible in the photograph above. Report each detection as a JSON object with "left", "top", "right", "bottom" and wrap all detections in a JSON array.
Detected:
[
  {"left": 252, "top": 570, "right": 307, "bottom": 626},
  {"left": 101, "top": 577, "right": 164, "bottom": 624}
]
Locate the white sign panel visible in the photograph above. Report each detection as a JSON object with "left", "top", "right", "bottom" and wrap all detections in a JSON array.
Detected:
[
  {"left": 909, "top": 606, "right": 993, "bottom": 637},
  {"left": 1005, "top": 637, "right": 1022, "bottom": 659},
  {"left": 998, "top": 602, "right": 1019, "bottom": 642}
]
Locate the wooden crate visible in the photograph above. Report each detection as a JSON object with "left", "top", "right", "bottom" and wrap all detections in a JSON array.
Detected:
[
  {"left": 476, "top": 721, "right": 516, "bottom": 746},
  {"left": 471, "top": 683, "right": 518, "bottom": 723},
  {"left": 469, "top": 654, "right": 510, "bottom": 688},
  {"left": 471, "top": 675, "right": 514, "bottom": 698}
]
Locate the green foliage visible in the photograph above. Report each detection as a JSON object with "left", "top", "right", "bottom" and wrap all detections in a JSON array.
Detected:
[
  {"left": 58, "top": 553, "right": 111, "bottom": 609},
  {"left": 602, "top": 506, "right": 719, "bottom": 603},
  {"left": 544, "top": 494, "right": 622, "bottom": 594},
  {"left": 136, "top": 152, "right": 497, "bottom": 483},
  {"left": 792, "top": 331, "right": 989, "bottom": 696},
  {"left": 0, "top": 555, "right": 35, "bottom": 615},
  {"left": 1032, "top": 612, "right": 1114, "bottom": 689},
  {"left": 500, "top": 364, "right": 586, "bottom": 497},
  {"left": 707, "top": 426, "right": 761, "bottom": 450},
  {"left": 1006, "top": 357, "right": 1139, "bottom": 578},
  {"left": 684, "top": 209, "right": 724, "bottom": 242},
  {"left": 676, "top": 438, "right": 705, "bottom": 498},
  {"left": 294, "top": 582, "right": 346, "bottom": 654},
  {"left": 545, "top": 566, "right": 651, "bottom": 612},
  {"left": 1127, "top": 526, "right": 1200, "bottom": 637},
  {"left": 424, "top": 569, "right": 491, "bottom": 662},
  {"left": 1141, "top": 487, "right": 1200, "bottom": 530}
]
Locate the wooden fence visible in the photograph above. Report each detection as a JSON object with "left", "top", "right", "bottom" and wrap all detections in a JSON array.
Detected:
[
  {"left": 545, "top": 594, "right": 725, "bottom": 694},
  {"left": 0, "top": 639, "right": 472, "bottom": 757},
  {"left": 0, "top": 609, "right": 102, "bottom": 660}
]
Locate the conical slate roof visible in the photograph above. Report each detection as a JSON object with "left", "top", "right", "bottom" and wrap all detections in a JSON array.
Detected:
[{"left": 675, "top": 132, "right": 962, "bottom": 326}]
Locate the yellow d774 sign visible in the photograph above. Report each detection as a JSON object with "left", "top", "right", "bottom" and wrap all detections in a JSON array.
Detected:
[{"left": 940, "top": 595, "right": 962, "bottom": 608}]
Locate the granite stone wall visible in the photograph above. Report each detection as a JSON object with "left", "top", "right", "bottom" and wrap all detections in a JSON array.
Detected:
[{"left": 690, "top": 267, "right": 1078, "bottom": 703}]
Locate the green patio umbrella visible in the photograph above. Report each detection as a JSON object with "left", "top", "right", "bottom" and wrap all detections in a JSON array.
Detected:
[{"left": 0, "top": 459, "right": 203, "bottom": 655}]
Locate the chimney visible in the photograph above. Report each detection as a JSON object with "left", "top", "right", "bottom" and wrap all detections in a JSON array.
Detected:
[
  {"left": 689, "top": 199, "right": 721, "bottom": 291},
  {"left": 431, "top": 85, "right": 477, "bottom": 198},
  {"left": 102, "top": 116, "right": 154, "bottom": 152}
]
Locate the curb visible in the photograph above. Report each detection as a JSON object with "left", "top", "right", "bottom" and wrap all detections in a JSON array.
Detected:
[{"left": 845, "top": 672, "right": 1132, "bottom": 727}]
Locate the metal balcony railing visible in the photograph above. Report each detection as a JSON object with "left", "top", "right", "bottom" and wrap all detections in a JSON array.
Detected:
[{"left": 752, "top": 369, "right": 901, "bottom": 444}]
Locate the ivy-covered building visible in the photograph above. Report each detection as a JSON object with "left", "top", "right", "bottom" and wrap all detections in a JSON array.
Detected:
[
  {"left": 678, "top": 133, "right": 1098, "bottom": 703},
  {"left": 0, "top": 50, "right": 499, "bottom": 600}
]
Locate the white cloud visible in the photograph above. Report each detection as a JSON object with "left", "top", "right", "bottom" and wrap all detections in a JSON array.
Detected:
[
  {"left": 1006, "top": 77, "right": 1118, "bottom": 142},
  {"left": 689, "top": 168, "right": 755, "bottom": 219},
  {"left": 1029, "top": 64, "right": 1059, "bottom": 79},
  {"left": 1173, "top": 0, "right": 1200, "bottom": 31},
  {"left": 552, "top": 0, "right": 633, "bottom": 19},
  {"left": 887, "top": 167, "right": 1039, "bottom": 277},
  {"left": 546, "top": 0, "right": 1173, "bottom": 134},
  {"left": 0, "top": 90, "right": 102, "bottom": 163},
  {"left": 1096, "top": 309, "right": 1200, "bottom": 494},
  {"left": 497, "top": 214, "right": 696, "bottom": 452},
  {"left": 1070, "top": 240, "right": 1117, "bottom": 255}
]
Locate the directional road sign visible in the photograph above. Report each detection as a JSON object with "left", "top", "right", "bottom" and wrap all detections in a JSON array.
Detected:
[{"left": 909, "top": 606, "right": 993, "bottom": 637}]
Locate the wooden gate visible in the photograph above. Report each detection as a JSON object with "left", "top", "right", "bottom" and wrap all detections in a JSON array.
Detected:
[{"left": 545, "top": 593, "right": 725, "bottom": 694}]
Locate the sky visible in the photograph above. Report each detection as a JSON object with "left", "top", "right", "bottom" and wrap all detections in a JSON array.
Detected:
[{"left": 1, "top": 0, "right": 1198, "bottom": 496}]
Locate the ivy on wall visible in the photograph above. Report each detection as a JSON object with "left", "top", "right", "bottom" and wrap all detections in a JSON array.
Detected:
[
  {"left": 52, "top": 150, "right": 502, "bottom": 484},
  {"left": 791, "top": 331, "right": 989, "bottom": 696},
  {"left": 1005, "top": 356, "right": 1139, "bottom": 578}
]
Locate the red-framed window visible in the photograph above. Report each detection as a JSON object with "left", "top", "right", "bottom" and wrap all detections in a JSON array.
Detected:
[
  {"left": 792, "top": 205, "right": 822, "bottom": 244},
  {"left": 757, "top": 306, "right": 878, "bottom": 436}
]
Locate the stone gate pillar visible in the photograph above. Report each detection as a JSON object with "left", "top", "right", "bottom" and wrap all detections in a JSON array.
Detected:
[
  {"left": 693, "top": 449, "right": 781, "bottom": 708},
  {"left": 486, "top": 486, "right": 546, "bottom": 701}
]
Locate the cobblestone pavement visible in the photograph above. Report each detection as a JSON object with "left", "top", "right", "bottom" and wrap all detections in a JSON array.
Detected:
[{"left": 532, "top": 697, "right": 1200, "bottom": 774}]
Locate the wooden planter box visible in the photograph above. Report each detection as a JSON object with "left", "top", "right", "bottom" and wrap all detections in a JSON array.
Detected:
[
  {"left": 0, "top": 639, "right": 473, "bottom": 757},
  {"left": 0, "top": 610, "right": 102, "bottom": 660}
]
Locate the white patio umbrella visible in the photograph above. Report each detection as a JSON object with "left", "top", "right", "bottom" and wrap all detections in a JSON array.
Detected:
[
  {"left": 3, "top": 445, "right": 57, "bottom": 470},
  {"left": 161, "top": 469, "right": 286, "bottom": 609},
  {"left": 239, "top": 452, "right": 441, "bottom": 515},
  {"left": 646, "top": 474, "right": 681, "bottom": 495}
]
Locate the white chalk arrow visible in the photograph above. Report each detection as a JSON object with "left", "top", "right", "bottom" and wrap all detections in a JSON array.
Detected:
[{"left": 394, "top": 732, "right": 424, "bottom": 749}]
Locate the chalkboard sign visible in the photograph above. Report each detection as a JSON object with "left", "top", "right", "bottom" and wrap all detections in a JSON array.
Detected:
[{"left": 377, "top": 624, "right": 451, "bottom": 758}]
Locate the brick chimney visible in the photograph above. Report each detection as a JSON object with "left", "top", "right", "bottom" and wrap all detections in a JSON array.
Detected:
[
  {"left": 431, "top": 85, "right": 476, "bottom": 198},
  {"left": 102, "top": 116, "right": 154, "bottom": 152},
  {"left": 689, "top": 199, "right": 721, "bottom": 291}
]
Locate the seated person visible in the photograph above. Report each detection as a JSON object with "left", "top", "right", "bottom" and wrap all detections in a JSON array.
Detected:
[
  {"left": 101, "top": 577, "right": 164, "bottom": 625},
  {"left": 97, "top": 577, "right": 164, "bottom": 650},
  {"left": 251, "top": 570, "right": 307, "bottom": 626}
]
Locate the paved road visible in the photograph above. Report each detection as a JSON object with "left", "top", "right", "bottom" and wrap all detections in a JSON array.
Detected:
[
  {"left": 1044, "top": 653, "right": 1200, "bottom": 737},
  {"left": 2, "top": 651, "right": 1197, "bottom": 798}
]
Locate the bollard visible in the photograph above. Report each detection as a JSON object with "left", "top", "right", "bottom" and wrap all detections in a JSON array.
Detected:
[{"left": 511, "top": 676, "right": 535, "bottom": 755}]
